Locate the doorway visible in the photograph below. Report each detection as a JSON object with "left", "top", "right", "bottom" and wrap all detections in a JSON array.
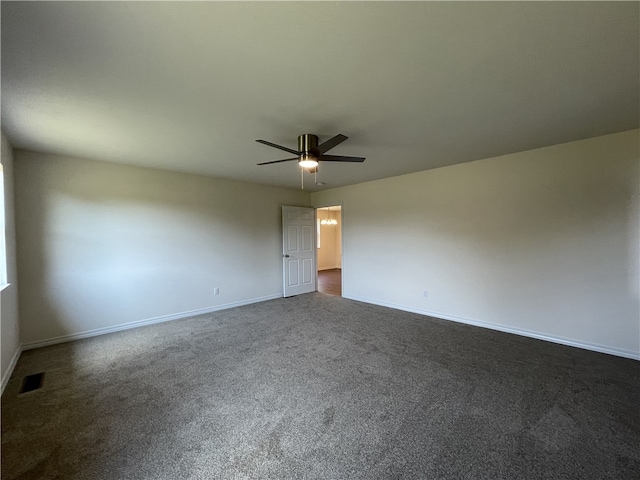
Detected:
[{"left": 316, "top": 205, "right": 342, "bottom": 296}]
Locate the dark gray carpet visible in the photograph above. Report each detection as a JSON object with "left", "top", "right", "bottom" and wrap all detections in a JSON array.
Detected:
[{"left": 2, "top": 293, "right": 639, "bottom": 479}]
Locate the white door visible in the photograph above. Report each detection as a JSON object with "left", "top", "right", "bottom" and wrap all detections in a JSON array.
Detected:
[{"left": 282, "top": 206, "right": 316, "bottom": 297}]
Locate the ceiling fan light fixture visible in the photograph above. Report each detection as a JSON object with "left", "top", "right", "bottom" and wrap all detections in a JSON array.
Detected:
[
  {"left": 255, "top": 134, "right": 364, "bottom": 189},
  {"left": 298, "top": 153, "right": 318, "bottom": 169}
]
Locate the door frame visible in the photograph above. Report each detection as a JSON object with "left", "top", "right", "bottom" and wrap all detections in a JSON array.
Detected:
[{"left": 314, "top": 202, "right": 344, "bottom": 293}]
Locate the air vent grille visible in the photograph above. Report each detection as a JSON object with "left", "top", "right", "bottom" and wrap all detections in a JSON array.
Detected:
[{"left": 19, "top": 372, "right": 45, "bottom": 394}]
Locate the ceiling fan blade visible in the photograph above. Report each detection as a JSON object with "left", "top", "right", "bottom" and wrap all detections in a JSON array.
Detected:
[
  {"left": 257, "top": 158, "right": 299, "bottom": 166},
  {"left": 255, "top": 139, "right": 301, "bottom": 156},
  {"left": 316, "top": 134, "right": 348, "bottom": 154},
  {"left": 319, "top": 154, "right": 365, "bottom": 163}
]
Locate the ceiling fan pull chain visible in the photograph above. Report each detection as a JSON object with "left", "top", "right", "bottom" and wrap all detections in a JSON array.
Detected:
[{"left": 301, "top": 168, "right": 304, "bottom": 189}]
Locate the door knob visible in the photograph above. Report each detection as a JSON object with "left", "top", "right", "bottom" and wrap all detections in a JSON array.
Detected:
[{"left": 283, "top": 254, "right": 290, "bottom": 258}]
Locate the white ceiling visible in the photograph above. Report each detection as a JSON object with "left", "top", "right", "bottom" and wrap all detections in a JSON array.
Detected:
[{"left": 2, "top": 2, "right": 638, "bottom": 191}]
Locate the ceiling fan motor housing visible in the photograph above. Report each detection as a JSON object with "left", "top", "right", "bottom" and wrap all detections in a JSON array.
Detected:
[{"left": 298, "top": 134, "right": 319, "bottom": 155}]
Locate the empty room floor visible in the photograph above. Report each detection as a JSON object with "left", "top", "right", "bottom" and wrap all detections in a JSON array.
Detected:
[{"left": 2, "top": 294, "right": 639, "bottom": 479}]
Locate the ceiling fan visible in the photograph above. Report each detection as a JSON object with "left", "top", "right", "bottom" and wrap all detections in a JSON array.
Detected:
[{"left": 255, "top": 134, "right": 365, "bottom": 172}]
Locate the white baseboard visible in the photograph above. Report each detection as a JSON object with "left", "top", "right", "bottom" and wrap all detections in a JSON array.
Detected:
[
  {"left": 1, "top": 345, "right": 23, "bottom": 395},
  {"left": 21, "top": 293, "right": 283, "bottom": 351},
  {"left": 344, "top": 294, "right": 640, "bottom": 361},
  {"left": 13, "top": 291, "right": 639, "bottom": 378}
]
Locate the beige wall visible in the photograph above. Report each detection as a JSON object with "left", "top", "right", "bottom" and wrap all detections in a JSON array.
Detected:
[
  {"left": 312, "top": 130, "right": 640, "bottom": 358},
  {"left": 1, "top": 134, "right": 21, "bottom": 390},
  {"left": 10, "top": 130, "right": 640, "bottom": 359},
  {"left": 14, "top": 152, "right": 310, "bottom": 345},
  {"left": 317, "top": 208, "right": 341, "bottom": 270}
]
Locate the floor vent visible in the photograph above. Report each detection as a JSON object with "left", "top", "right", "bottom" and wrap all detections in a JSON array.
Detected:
[{"left": 19, "top": 372, "right": 45, "bottom": 394}]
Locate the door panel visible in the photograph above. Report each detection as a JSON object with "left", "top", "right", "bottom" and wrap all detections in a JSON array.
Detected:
[
  {"left": 282, "top": 206, "right": 316, "bottom": 297},
  {"left": 287, "top": 225, "right": 299, "bottom": 251},
  {"left": 302, "top": 258, "right": 313, "bottom": 284},
  {"left": 287, "top": 259, "right": 300, "bottom": 286},
  {"left": 302, "top": 225, "right": 313, "bottom": 251}
]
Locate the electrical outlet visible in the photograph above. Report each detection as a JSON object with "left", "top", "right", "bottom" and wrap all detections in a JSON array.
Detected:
[
  {"left": 214, "top": 287, "right": 220, "bottom": 295},
  {"left": 423, "top": 290, "right": 428, "bottom": 298}
]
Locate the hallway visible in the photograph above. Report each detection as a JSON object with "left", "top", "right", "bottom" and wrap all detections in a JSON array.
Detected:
[{"left": 318, "top": 268, "right": 341, "bottom": 296}]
